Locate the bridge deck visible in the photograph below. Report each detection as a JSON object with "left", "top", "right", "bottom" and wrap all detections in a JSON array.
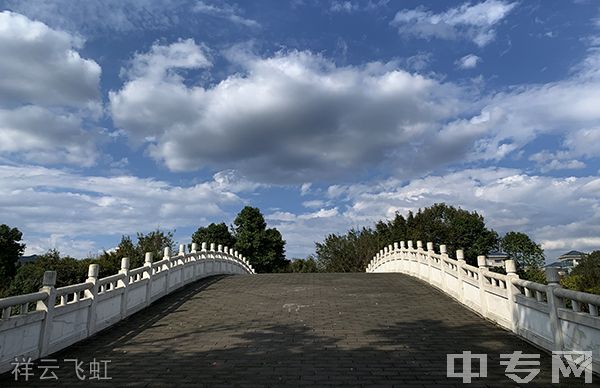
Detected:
[{"left": 0, "top": 273, "right": 585, "bottom": 387}]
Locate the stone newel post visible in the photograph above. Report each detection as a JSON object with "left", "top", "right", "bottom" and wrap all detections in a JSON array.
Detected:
[
  {"left": 144, "top": 252, "right": 153, "bottom": 307},
  {"left": 456, "top": 249, "right": 466, "bottom": 303},
  {"left": 86, "top": 264, "right": 100, "bottom": 335},
  {"left": 119, "top": 257, "right": 130, "bottom": 318},
  {"left": 505, "top": 259, "right": 519, "bottom": 332},
  {"left": 477, "top": 255, "right": 487, "bottom": 269},
  {"left": 545, "top": 266, "right": 565, "bottom": 350},
  {"left": 38, "top": 271, "right": 57, "bottom": 357},
  {"left": 476, "top": 255, "right": 489, "bottom": 317}
]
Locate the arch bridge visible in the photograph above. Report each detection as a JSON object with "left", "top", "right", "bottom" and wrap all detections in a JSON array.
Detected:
[{"left": 0, "top": 239, "right": 597, "bottom": 386}]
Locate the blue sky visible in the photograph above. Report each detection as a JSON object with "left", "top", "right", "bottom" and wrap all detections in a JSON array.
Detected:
[{"left": 1, "top": 0, "right": 599, "bottom": 261}]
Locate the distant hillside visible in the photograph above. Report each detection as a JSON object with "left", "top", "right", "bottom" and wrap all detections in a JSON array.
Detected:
[{"left": 18, "top": 255, "right": 39, "bottom": 265}]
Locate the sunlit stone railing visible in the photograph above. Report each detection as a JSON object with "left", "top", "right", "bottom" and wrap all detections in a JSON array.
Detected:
[
  {"left": 366, "top": 240, "right": 600, "bottom": 373},
  {"left": 0, "top": 242, "right": 254, "bottom": 373}
]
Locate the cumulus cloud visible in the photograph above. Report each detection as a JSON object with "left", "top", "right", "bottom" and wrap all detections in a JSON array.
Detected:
[
  {"left": 0, "top": 11, "right": 100, "bottom": 107},
  {"left": 0, "top": 164, "right": 251, "bottom": 257},
  {"left": 0, "top": 106, "right": 97, "bottom": 166},
  {"left": 111, "top": 43, "right": 470, "bottom": 183},
  {"left": 456, "top": 54, "right": 481, "bottom": 69},
  {"left": 0, "top": 11, "right": 101, "bottom": 166},
  {"left": 391, "top": 0, "right": 517, "bottom": 46}
]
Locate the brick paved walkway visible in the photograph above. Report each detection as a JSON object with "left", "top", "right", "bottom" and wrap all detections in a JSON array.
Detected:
[{"left": 0, "top": 273, "right": 588, "bottom": 387}]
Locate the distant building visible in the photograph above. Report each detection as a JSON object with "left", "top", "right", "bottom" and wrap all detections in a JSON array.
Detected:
[
  {"left": 486, "top": 251, "right": 510, "bottom": 268},
  {"left": 545, "top": 250, "right": 586, "bottom": 275}
]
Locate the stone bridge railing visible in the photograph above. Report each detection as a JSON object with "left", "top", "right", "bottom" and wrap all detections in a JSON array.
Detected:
[
  {"left": 367, "top": 240, "right": 600, "bottom": 373},
  {"left": 0, "top": 242, "right": 254, "bottom": 373}
]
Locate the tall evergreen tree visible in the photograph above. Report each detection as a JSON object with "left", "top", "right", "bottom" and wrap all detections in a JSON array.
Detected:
[{"left": 233, "top": 206, "right": 287, "bottom": 273}]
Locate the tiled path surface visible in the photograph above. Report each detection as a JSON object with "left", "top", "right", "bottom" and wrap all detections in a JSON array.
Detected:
[{"left": 0, "top": 273, "right": 589, "bottom": 387}]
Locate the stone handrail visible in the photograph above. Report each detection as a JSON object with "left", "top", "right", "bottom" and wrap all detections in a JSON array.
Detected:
[
  {"left": 366, "top": 240, "right": 600, "bottom": 374},
  {"left": 0, "top": 242, "right": 254, "bottom": 373}
]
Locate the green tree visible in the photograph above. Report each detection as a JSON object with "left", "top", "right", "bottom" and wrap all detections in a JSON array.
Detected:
[
  {"left": 9, "top": 250, "right": 87, "bottom": 296},
  {"left": 323, "top": 203, "right": 499, "bottom": 269},
  {"left": 89, "top": 231, "right": 175, "bottom": 276},
  {"left": 315, "top": 227, "right": 382, "bottom": 272},
  {"left": 192, "top": 223, "right": 236, "bottom": 249},
  {"left": 233, "top": 206, "right": 287, "bottom": 273},
  {"left": 136, "top": 229, "right": 175, "bottom": 264},
  {"left": 561, "top": 251, "right": 600, "bottom": 294},
  {"left": 287, "top": 257, "right": 319, "bottom": 273},
  {"left": 500, "top": 231, "right": 545, "bottom": 270},
  {"left": 0, "top": 224, "right": 25, "bottom": 293}
]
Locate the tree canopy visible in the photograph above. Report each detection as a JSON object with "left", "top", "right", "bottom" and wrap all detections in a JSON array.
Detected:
[
  {"left": 314, "top": 203, "right": 499, "bottom": 271},
  {"left": 500, "top": 231, "right": 545, "bottom": 270},
  {"left": 0, "top": 224, "right": 25, "bottom": 294},
  {"left": 192, "top": 222, "right": 236, "bottom": 249},
  {"left": 561, "top": 251, "right": 600, "bottom": 294},
  {"left": 233, "top": 206, "right": 288, "bottom": 273}
]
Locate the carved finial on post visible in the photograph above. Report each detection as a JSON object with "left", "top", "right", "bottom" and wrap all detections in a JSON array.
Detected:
[
  {"left": 427, "top": 242, "right": 434, "bottom": 252},
  {"left": 179, "top": 244, "right": 185, "bottom": 256},
  {"left": 191, "top": 243, "right": 198, "bottom": 253},
  {"left": 400, "top": 241, "right": 406, "bottom": 249},
  {"left": 546, "top": 267, "right": 561, "bottom": 285},
  {"left": 393, "top": 242, "right": 399, "bottom": 250},
  {"left": 417, "top": 241, "right": 423, "bottom": 249},
  {"left": 145, "top": 252, "right": 153, "bottom": 265},
  {"left": 224, "top": 246, "right": 229, "bottom": 254},
  {"left": 218, "top": 244, "right": 223, "bottom": 253},
  {"left": 164, "top": 247, "right": 171, "bottom": 258},
  {"left": 440, "top": 244, "right": 447, "bottom": 255},
  {"left": 384, "top": 246, "right": 388, "bottom": 254},
  {"left": 456, "top": 249, "right": 464, "bottom": 261},
  {"left": 210, "top": 243, "right": 216, "bottom": 251},
  {"left": 87, "top": 264, "right": 99, "bottom": 281},
  {"left": 202, "top": 242, "right": 207, "bottom": 251},
  {"left": 42, "top": 271, "right": 57, "bottom": 287},
  {"left": 505, "top": 259, "right": 517, "bottom": 275},
  {"left": 477, "top": 255, "right": 488, "bottom": 268},
  {"left": 407, "top": 240, "right": 413, "bottom": 249},
  {"left": 121, "top": 257, "right": 130, "bottom": 272}
]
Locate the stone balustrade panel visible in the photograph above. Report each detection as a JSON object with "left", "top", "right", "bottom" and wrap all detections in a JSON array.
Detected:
[
  {"left": 366, "top": 241, "right": 600, "bottom": 374},
  {"left": 0, "top": 243, "right": 254, "bottom": 374}
]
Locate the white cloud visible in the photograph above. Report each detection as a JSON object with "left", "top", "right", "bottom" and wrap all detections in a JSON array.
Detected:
[
  {"left": 457, "top": 54, "right": 481, "bottom": 69},
  {"left": 302, "top": 200, "right": 325, "bottom": 208},
  {"left": 529, "top": 151, "right": 586, "bottom": 173},
  {"left": 0, "top": 11, "right": 101, "bottom": 166},
  {"left": 0, "top": 164, "right": 251, "bottom": 257},
  {"left": 391, "top": 0, "right": 517, "bottom": 47},
  {"left": 0, "top": 106, "right": 97, "bottom": 166},
  {"left": 110, "top": 44, "right": 469, "bottom": 183},
  {"left": 0, "top": 11, "right": 100, "bottom": 107},
  {"left": 193, "top": 1, "right": 260, "bottom": 28},
  {"left": 300, "top": 183, "right": 312, "bottom": 196},
  {"left": 455, "top": 46, "right": 600, "bottom": 164},
  {"left": 330, "top": 1, "right": 359, "bottom": 13}
]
